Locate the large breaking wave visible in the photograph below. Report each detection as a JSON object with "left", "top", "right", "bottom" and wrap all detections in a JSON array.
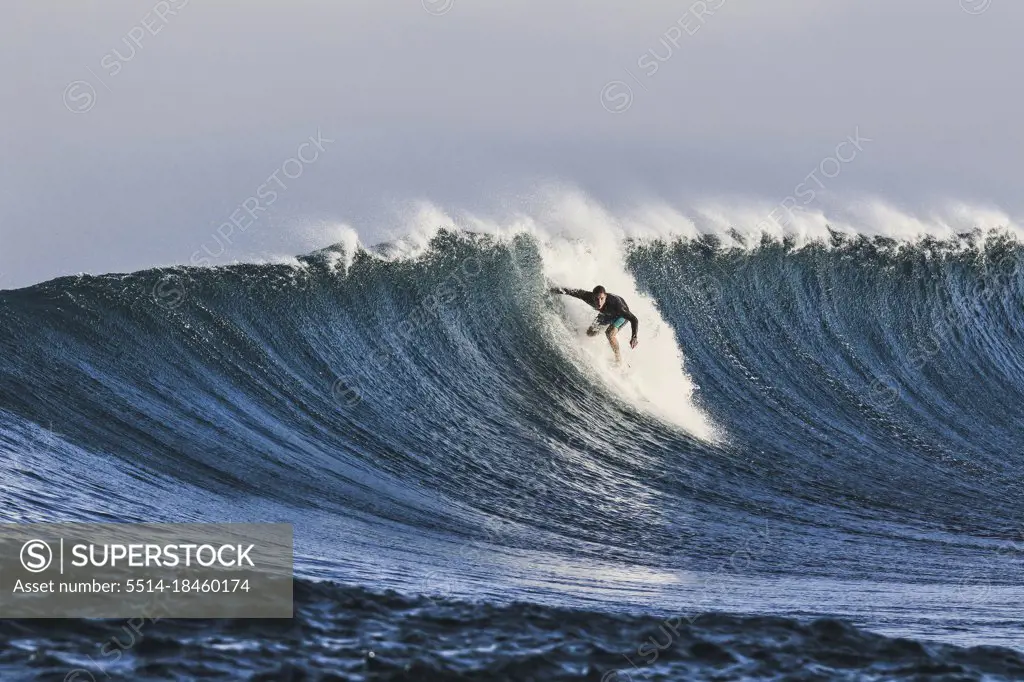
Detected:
[{"left": 3, "top": 198, "right": 1024, "bottom": 679}]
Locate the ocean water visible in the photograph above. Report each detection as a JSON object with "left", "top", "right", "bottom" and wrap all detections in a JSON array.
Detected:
[{"left": 2, "top": 212, "right": 1024, "bottom": 680}]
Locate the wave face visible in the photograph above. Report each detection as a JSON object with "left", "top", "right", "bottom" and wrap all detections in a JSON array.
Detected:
[{"left": 3, "top": 228, "right": 1024, "bottom": 678}]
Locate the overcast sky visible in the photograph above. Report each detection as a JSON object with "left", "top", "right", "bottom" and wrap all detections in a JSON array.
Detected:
[{"left": 1, "top": 0, "right": 1021, "bottom": 288}]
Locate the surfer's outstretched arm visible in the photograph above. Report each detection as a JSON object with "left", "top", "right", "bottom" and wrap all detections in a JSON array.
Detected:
[{"left": 550, "top": 287, "right": 592, "bottom": 303}]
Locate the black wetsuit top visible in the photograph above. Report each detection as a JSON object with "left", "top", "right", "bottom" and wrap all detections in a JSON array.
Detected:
[{"left": 551, "top": 288, "right": 639, "bottom": 338}]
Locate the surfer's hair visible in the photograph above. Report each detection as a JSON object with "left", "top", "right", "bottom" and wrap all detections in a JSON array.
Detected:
[{"left": 592, "top": 285, "right": 606, "bottom": 295}]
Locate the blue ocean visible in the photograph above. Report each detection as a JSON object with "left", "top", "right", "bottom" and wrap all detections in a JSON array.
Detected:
[{"left": 2, "top": 229, "right": 1024, "bottom": 681}]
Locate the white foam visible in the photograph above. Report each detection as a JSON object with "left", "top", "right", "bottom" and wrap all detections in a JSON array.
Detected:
[
  {"left": 526, "top": 193, "right": 719, "bottom": 442},
  {"left": 282, "top": 187, "right": 1024, "bottom": 442}
]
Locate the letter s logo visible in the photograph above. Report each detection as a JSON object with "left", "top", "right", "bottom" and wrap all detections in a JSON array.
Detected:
[{"left": 21, "top": 539, "right": 53, "bottom": 572}]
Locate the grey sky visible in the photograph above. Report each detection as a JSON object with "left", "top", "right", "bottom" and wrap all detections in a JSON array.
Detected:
[{"left": 1, "top": 0, "right": 1021, "bottom": 288}]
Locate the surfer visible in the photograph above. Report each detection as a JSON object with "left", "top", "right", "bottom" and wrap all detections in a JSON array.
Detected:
[{"left": 550, "top": 285, "right": 639, "bottom": 364}]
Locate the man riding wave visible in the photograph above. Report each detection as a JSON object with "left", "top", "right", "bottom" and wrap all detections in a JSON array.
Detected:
[{"left": 550, "top": 285, "right": 639, "bottom": 365}]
